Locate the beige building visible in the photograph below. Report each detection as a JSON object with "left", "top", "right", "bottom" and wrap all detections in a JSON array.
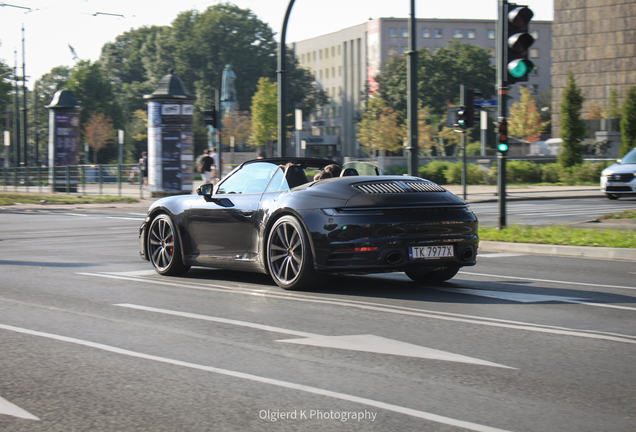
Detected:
[
  {"left": 291, "top": 17, "right": 552, "bottom": 158},
  {"left": 551, "top": 0, "right": 636, "bottom": 139}
]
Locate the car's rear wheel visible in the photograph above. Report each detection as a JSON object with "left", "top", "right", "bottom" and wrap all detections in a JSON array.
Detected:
[
  {"left": 148, "top": 214, "right": 190, "bottom": 276},
  {"left": 267, "top": 216, "right": 326, "bottom": 290},
  {"left": 405, "top": 266, "right": 460, "bottom": 284},
  {"left": 606, "top": 193, "right": 620, "bottom": 200}
]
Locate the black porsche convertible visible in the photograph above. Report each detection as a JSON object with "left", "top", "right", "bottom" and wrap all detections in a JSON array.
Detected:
[{"left": 139, "top": 158, "right": 478, "bottom": 290}]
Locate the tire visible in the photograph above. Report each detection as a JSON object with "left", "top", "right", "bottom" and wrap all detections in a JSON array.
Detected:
[
  {"left": 147, "top": 214, "right": 190, "bottom": 276},
  {"left": 405, "top": 266, "right": 460, "bottom": 284},
  {"left": 606, "top": 194, "right": 619, "bottom": 200},
  {"left": 267, "top": 216, "right": 326, "bottom": 290}
]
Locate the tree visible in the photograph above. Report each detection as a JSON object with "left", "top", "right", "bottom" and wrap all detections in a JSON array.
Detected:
[
  {"left": 375, "top": 41, "right": 495, "bottom": 116},
  {"left": 357, "top": 96, "right": 405, "bottom": 154},
  {"left": 83, "top": 112, "right": 116, "bottom": 164},
  {"left": 619, "top": 86, "right": 636, "bottom": 157},
  {"left": 417, "top": 106, "right": 436, "bottom": 155},
  {"left": 509, "top": 87, "right": 545, "bottom": 144},
  {"left": 0, "top": 60, "right": 14, "bottom": 127},
  {"left": 558, "top": 71, "right": 585, "bottom": 168},
  {"left": 586, "top": 101, "right": 604, "bottom": 119},
  {"left": 250, "top": 77, "right": 277, "bottom": 156},
  {"left": 221, "top": 110, "right": 252, "bottom": 150},
  {"left": 607, "top": 87, "right": 622, "bottom": 119}
]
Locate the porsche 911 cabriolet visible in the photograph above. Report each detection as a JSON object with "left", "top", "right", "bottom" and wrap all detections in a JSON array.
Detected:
[{"left": 139, "top": 158, "right": 478, "bottom": 290}]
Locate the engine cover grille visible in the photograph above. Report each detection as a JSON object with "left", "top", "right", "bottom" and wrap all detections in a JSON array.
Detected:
[{"left": 354, "top": 180, "right": 446, "bottom": 194}]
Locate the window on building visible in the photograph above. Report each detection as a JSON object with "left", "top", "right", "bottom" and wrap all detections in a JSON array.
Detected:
[
  {"left": 533, "top": 84, "right": 539, "bottom": 94},
  {"left": 434, "top": 28, "right": 443, "bottom": 38},
  {"left": 401, "top": 28, "right": 409, "bottom": 38},
  {"left": 487, "top": 29, "right": 495, "bottom": 39},
  {"left": 339, "top": 66, "right": 342, "bottom": 76},
  {"left": 400, "top": 46, "right": 407, "bottom": 55},
  {"left": 325, "top": 68, "right": 329, "bottom": 78},
  {"left": 332, "top": 67, "right": 335, "bottom": 77},
  {"left": 467, "top": 29, "right": 476, "bottom": 39},
  {"left": 313, "top": 51, "right": 316, "bottom": 61},
  {"left": 338, "top": 45, "right": 341, "bottom": 55},
  {"left": 531, "top": 30, "right": 539, "bottom": 40},
  {"left": 319, "top": 69, "right": 323, "bottom": 79},
  {"left": 422, "top": 28, "right": 431, "bottom": 38},
  {"left": 454, "top": 29, "right": 463, "bottom": 38},
  {"left": 319, "top": 50, "right": 322, "bottom": 59},
  {"left": 529, "top": 48, "right": 539, "bottom": 58},
  {"left": 331, "top": 46, "right": 335, "bottom": 56},
  {"left": 388, "top": 46, "right": 398, "bottom": 56},
  {"left": 532, "top": 66, "right": 539, "bottom": 76},
  {"left": 301, "top": 53, "right": 305, "bottom": 63},
  {"left": 388, "top": 28, "right": 398, "bottom": 37}
]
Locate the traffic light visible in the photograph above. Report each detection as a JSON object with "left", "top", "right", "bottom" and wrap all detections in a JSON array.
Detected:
[
  {"left": 497, "top": 119, "right": 509, "bottom": 153},
  {"left": 204, "top": 109, "right": 218, "bottom": 128},
  {"left": 505, "top": 3, "right": 534, "bottom": 83},
  {"left": 457, "top": 106, "right": 468, "bottom": 129}
]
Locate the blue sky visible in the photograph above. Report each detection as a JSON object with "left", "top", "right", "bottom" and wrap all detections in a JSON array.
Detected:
[{"left": 0, "top": 0, "right": 554, "bottom": 87}]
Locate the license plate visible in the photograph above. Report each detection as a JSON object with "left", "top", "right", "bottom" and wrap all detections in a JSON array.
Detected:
[{"left": 409, "top": 245, "right": 454, "bottom": 259}]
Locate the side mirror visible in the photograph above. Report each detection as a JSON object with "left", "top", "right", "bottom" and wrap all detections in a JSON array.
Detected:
[{"left": 196, "top": 183, "right": 214, "bottom": 196}]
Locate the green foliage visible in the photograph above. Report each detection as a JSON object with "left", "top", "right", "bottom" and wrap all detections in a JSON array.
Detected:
[
  {"left": 0, "top": 60, "right": 14, "bottom": 139},
  {"left": 444, "top": 163, "right": 485, "bottom": 185},
  {"left": 558, "top": 71, "right": 585, "bottom": 168},
  {"left": 607, "top": 87, "right": 622, "bottom": 119},
  {"left": 479, "top": 225, "right": 636, "bottom": 248},
  {"left": 619, "top": 86, "right": 636, "bottom": 158},
  {"left": 376, "top": 40, "right": 495, "bottom": 116},
  {"left": 508, "top": 87, "right": 545, "bottom": 143},
  {"left": 418, "top": 160, "right": 453, "bottom": 184},
  {"left": 357, "top": 97, "right": 405, "bottom": 153},
  {"left": 466, "top": 142, "right": 482, "bottom": 156},
  {"left": 250, "top": 77, "right": 277, "bottom": 153}
]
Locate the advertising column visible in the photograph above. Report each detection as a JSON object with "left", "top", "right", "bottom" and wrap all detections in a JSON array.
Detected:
[
  {"left": 46, "top": 89, "right": 81, "bottom": 192},
  {"left": 144, "top": 70, "right": 196, "bottom": 196}
]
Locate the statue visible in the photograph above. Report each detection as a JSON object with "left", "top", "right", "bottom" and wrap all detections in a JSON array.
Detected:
[{"left": 221, "top": 64, "right": 239, "bottom": 117}]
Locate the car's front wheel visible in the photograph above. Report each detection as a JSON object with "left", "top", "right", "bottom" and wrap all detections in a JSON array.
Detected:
[
  {"left": 405, "top": 266, "right": 460, "bottom": 284},
  {"left": 147, "top": 214, "right": 190, "bottom": 276},
  {"left": 267, "top": 216, "right": 326, "bottom": 290}
]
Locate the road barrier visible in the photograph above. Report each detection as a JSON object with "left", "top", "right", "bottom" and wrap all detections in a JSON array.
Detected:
[{"left": 1, "top": 164, "right": 146, "bottom": 199}]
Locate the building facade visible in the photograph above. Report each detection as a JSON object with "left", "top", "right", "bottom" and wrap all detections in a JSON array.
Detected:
[
  {"left": 291, "top": 17, "right": 552, "bottom": 158},
  {"left": 551, "top": 0, "right": 636, "bottom": 138}
]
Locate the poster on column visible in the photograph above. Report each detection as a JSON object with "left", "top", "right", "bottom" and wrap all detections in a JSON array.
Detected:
[{"left": 53, "top": 112, "right": 80, "bottom": 166}]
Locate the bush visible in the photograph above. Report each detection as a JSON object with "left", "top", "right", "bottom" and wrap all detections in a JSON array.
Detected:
[
  {"left": 541, "top": 163, "right": 561, "bottom": 183},
  {"left": 506, "top": 160, "right": 543, "bottom": 183},
  {"left": 444, "top": 163, "right": 485, "bottom": 185},
  {"left": 419, "top": 160, "right": 453, "bottom": 184}
]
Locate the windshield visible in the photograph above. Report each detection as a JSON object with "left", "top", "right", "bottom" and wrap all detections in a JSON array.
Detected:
[
  {"left": 620, "top": 148, "right": 636, "bottom": 164},
  {"left": 342, "top": 162, "right": 385, "bottom": 175}
]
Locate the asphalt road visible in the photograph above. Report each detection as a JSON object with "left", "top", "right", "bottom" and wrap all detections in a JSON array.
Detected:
[{"left": 1, "top": 206, "right": 635, "bottom": 431}]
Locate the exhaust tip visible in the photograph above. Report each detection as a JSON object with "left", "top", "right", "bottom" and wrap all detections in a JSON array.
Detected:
[
  {"left": 386, "top": 251, "right": 404, "bottom": 265},
  {"left": 461, "top": 247, "right": 475, "bottom": 261}
]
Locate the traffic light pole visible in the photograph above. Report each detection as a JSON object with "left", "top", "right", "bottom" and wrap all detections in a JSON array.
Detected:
[
  {"left": 497, "top": 0, "right": 508, "bottom": 229},
  {"left": 406, "top": 0, "right": 418, "bottom": 176}
]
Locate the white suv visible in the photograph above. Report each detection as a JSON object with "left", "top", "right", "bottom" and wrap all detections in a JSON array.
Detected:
[{"left": 601, "top": 148, "right": 636, "bottom": 200}]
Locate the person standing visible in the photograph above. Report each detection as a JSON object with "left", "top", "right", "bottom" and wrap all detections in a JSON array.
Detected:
[
  {"left": 210, "top": 147, "right": 221, "bottom": 183},
  {"left": 199, "top": 149, "right": 214, "bottom": 184},
  {"left": 139, "top": 152, "right": 148, "bottom": 188}
]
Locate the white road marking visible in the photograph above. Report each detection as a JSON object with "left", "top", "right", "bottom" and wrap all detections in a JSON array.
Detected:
[
  {"left": 115, "top": 304, "right": 512, "bottom": 369},
  {"left": 436, "top": 288, "right": 588, "bottom": 303},
  {"left": 79, "top": 272, "right": 636, "bottom": 344},
  {"left": 106, "top": 216, "right": 144, "bottom": 221},
  {"left": 0, "top": 395, "right": 39, "bottom": 420},
  {"left": 460, "top": 271, "right": 636, "bottom": 291},
  {"left": 0, "top": 323, "right": 512, "bottom": 432},
  {"left": 477, "top": 253, "right": 526, "bottom": 258}
]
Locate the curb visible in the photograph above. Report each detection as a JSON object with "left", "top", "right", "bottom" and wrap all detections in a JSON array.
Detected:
[{"left": 480, "top": 241, "right": 636, "bottom": 262}]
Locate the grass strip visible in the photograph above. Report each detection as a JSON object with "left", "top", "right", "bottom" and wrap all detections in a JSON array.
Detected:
[
  {"left": 0, "top": 193, "right": 138, "bottom": 206},
  {"left": 480, "top": 225, "right": 636, "bottom": 249}
]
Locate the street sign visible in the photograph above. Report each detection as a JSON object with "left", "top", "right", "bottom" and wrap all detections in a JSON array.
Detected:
[{"left": 475, "top": 99, "right": 497, "bottom": 107}]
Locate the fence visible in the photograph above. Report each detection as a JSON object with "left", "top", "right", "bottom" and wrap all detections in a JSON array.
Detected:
[{"left": 1, "top": 164, "right": 146, "bottom": 198}]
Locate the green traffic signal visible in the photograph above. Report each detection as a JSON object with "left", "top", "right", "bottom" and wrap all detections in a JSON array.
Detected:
[
  {"left": 497, "top": 143, "right": 509, "bottom": 152},
  {"left": 508, "top": 58, "right": 535, "bottom": 79}
]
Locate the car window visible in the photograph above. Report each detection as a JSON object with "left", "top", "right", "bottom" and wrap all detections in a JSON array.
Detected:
[
  {"left": 265, "top": 167, "right": 288, "bottom": 192},
  {"left": 342, "top": 162, "right": 385, "bottom": 176},
  {"left": 621, "top": 148, "right": 636, "bottom": 164},
  {"left": 216, "top": 162, "right": 279, "bottom": 195}
]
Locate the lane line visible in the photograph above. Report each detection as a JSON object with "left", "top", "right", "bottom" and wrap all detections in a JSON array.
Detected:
[
  {"left": 78, "top": 272, "right": 636, "bottom": 344},
  {"left": 0, "top": 323, "right": 511, "bottom": 432},
  {"left": 0, "top": 395, "right": 39, "bottom": 420},
  {"left": 460, "top": 271, "right": 636, "bottom": 291}
]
